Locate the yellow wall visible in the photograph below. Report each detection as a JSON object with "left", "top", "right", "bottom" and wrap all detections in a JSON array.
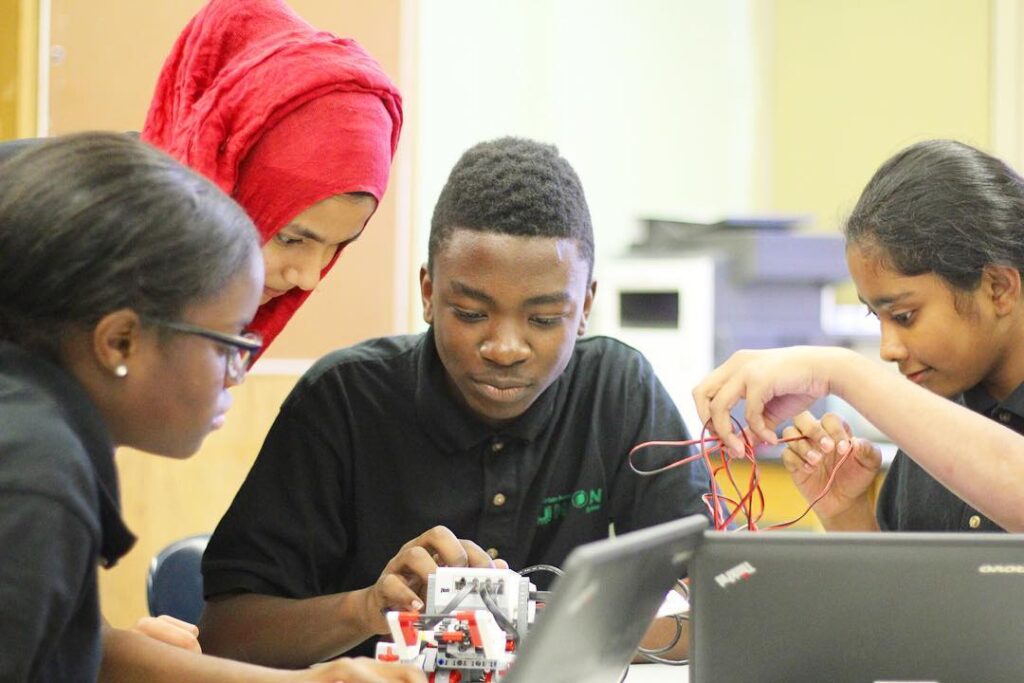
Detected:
[
  {"left": 0, "top": 0, "right": 37, "bottom": 139},
  {"left": 0, "top": 1, "right": 18, "bottom": 138},
  {"left": 769, "top": 0, "right": 992, "bottom": 231}
]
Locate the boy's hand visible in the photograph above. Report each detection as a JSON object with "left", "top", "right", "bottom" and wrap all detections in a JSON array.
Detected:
[
  {"left": 363, "top": 526, "right": 506, "bottom": 634},
  {"left": 780, "top": 411, "right": 882, "bottom": 529}
]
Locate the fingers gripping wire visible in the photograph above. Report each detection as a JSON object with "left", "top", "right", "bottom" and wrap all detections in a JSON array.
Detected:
[{"left": 628, "top": 415, "right": 852, "bottom": 531}]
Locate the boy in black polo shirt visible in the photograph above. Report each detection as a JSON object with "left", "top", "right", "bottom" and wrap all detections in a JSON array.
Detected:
[{"left": 200, "top": 137, "right": 713, "bottom": 665}]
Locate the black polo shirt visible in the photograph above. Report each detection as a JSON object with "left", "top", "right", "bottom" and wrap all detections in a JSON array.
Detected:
[
  {"left": 876, "top": 383, "right": 1023, "bottom": 532},
  {"left": 204, "top": 331, "right": 712, "bottom": 655},
  {"left": 0, "top": 342, "right": 135, "bottom": 681}
]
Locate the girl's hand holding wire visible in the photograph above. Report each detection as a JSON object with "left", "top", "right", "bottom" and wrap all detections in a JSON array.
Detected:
[
  {"left": 693, "top": 346, "right": 854, "bottom": 454},
  {"left": 780, "top": 411, "right": 882, "bottom": 530}
]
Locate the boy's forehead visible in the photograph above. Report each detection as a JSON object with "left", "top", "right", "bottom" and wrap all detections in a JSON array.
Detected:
[
  {"left": 433, "top": 230, "right": 591, "bottom": 294},
  {"left": 437, "top": 228, "right": 586, "bottom": 263}
]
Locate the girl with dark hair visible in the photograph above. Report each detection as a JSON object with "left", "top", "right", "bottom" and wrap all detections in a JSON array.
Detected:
[
  {"left": 0, "top": 133, "right": 423, "bottom": 682},
  {"left": 142, "top": 0, "right": 403, "bottom": 357},
  {"left": 693, "top": 139, "right": 1024, "bottom": 534}
]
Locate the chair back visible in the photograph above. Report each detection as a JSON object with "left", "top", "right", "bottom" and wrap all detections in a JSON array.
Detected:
[{"left": 146, "top": 533, "right": 211, "bottom": 624}]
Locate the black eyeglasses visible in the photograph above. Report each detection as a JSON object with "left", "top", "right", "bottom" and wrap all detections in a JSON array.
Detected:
[{"left": 146, "top": 319, "right": 262, "bottom": 383}]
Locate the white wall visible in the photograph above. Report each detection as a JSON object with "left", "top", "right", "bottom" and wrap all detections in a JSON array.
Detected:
[{"left": 413, "top": 0, "right": 759, "bottom": 328}]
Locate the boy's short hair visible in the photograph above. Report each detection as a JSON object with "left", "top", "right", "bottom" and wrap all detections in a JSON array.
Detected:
[{"left": 428, "top": 137, "right": 594, "bottom": 275}]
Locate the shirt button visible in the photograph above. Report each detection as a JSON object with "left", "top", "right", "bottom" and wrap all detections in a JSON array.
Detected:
[
  {"left": 492, "top": 493, "right": 507, "bottom": 507},
  {"left": 491, "top": 440, "right": 505, "bottom": 452},
  {"left": 969, "top": 515, "right": 981, "bottom": 529},
  {"left": 998, "top": 411, "right": 1012, "bottom": 423},
  {"left": 487, "top": 547, "right": 500, "bottom": 559}
]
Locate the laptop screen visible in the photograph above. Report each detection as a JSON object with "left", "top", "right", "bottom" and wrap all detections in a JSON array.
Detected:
[
  {"left": 689, "top": 531, "right": 1024, "bottom": 683},
  {"left": 504, "top": 514, "right": 707, "bottom": 683}
]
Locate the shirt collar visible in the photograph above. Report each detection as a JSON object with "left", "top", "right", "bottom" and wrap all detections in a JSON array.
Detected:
[
  {"left": 963, "top": 380, "right": 1024, "bottom": 419},
  {"left": 414, "top": 329, "right": 565, "bottom": 452}
]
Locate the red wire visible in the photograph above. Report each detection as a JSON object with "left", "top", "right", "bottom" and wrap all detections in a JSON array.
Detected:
[{"left": 628, "top": 417, "right": 853, "bottom": 532}]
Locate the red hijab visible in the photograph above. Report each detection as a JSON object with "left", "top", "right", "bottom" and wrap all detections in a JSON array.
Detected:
[{"left": 142, "top": 0, "right": 402, "bottom": 355}]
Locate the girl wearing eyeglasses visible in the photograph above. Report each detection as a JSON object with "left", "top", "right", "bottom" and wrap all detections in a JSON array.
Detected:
[
  {"left": 142, "top": 0, "right": 403, "bottom": 358},
  {"left": 0, "top": 133, "right": 423, "bottom": 682}
]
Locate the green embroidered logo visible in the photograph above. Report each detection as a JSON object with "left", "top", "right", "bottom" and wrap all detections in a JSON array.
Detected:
[{"left": 537, "top": 488, "right": 604, "bottom": 526}]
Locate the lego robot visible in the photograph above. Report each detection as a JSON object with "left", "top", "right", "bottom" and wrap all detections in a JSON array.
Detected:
[{"left": 375, "top": 567, "right": 537, "bottom": 682}]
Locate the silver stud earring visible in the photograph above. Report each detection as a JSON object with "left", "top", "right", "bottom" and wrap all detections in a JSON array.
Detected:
[{"left": 114, "top": 364, "right": 128, "bottom": 378}]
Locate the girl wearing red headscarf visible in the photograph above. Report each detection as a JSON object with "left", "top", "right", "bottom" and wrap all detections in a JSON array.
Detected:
[
  {"left": 97, "top": 1, "right": 426, "bottom": 679},
  {"left": 142, "top": 0, "right": 402, "bottom": 358}
]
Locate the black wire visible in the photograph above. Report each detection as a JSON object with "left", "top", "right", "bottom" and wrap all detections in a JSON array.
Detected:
[
  {"left": 634, "top": 614, "right": 689, "bottom": 666},
  {"left": 519, "top": 563, "right": 564, "bottom": 578},
  {"left": 520, "top": 565, "right": 563, "bottom": 610},
  {"left": 641, "top": 654, "right": 689, "bottom": 666},
  {"left": 419, "top": 581, "right": 475, "bottom": 628},
  {"left": 636, "top": 615, "right": 682, "bottom": 656},
  {"left": 440, "top": 581, "right": 475, "bottom": 614},
  {"left": 480, "top": 583, "right": 521, "bottom": 645}
]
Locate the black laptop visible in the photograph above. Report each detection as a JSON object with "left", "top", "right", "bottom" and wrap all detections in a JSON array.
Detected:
[
  {"left": 503, "top": 514, "right": 707, "bottom": 683},
  {"left": 689, "top": 530, "right": 1024, "bottom": 683}
]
